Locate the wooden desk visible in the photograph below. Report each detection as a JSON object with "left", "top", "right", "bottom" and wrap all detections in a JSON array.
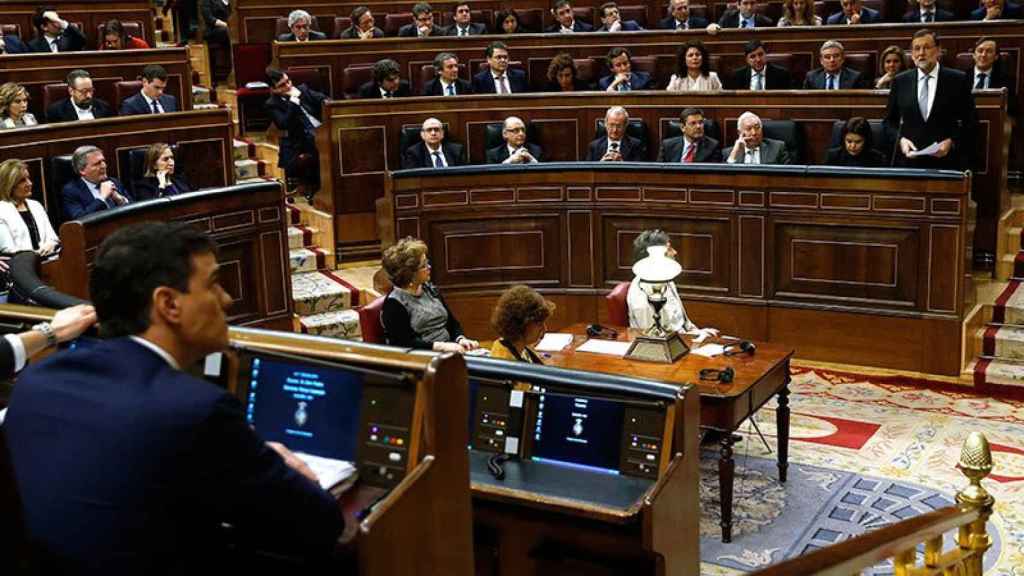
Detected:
[{"left": 544, "top": 323, "right": 793, "bottom": 543}]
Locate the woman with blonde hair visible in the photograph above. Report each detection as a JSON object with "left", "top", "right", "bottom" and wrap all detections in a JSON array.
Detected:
[
  {"left": 132, "top": 143, "right": 191, "bottom": 200},
  {"left": 0, "top": 83, "right": 38, "bottom": 129},
  {"left": 490, "top": 285, "right": 555, "bottom": 363},
  {"left": 875, "top": 45, "right": 907, "bottom": 89},
  {"left": 0, "top": 159, "right": 59, "bottom": 257},
  {"left": 777, "top": 0, "right": 822, "bottom": 25}
]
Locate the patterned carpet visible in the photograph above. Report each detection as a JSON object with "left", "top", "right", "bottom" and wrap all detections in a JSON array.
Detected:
[{"left": 698, "top": 365, "right": 1024, "bottom": 574}]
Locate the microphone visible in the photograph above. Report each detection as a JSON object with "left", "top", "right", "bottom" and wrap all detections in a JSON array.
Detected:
[{"left": 889, "top": 117, "right": 903, "bottom": 167}]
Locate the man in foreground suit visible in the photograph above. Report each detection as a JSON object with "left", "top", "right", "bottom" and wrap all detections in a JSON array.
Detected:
[
  {"left": 266, "top": 67, "right": 328, "bottom": 198},
  {"left": 726, "top": 40, "right": 792, "bottom": 90},
  {"left": 5, "top": 221, "right": 345, "bottom": 572},
  {"left": 803, "top": 40, "right": 865, "bottom": 90},
  {"left": 28, "top": 7, "right": 87, "bottom": 52},
  {"left": 62, "top": 145, "right": 131, "bottom": 221},
  {"left": 547, "top": 0, "right": 595, "bottom": 32},
  {"left": 472, "top": 42, "right": 528, "bottom": 94},
  {"left": 826, "top": 0, "right": 882, "bottom": 24},
  {"left": 120, "top": 64, "right": 179, "bottom": 115},
  {"left": 486, "top": 116, "right": 542, "bottom": 164},
  {"left": 445, "top": 2, "right": 488, "bottom": 35},
  {"left": 727, "top": 111, "right": 791, "bottom": 164},
  {"left": 278, "top": 9, "right": 326, "bottom": 41},
  {"left": 658, "top": 107, "right": 722, "bottom": 163},
  {"left": 358, "top": 59, "right": 412, "bottom": 98},
  {"left": 903, "top": 0, "right": 954, "bottom": 23},
  {"left": 398, "top": 2, "right": 445, "bottom": 37},
  {"left": 884, "top": 29, "right": 976, "bottom": 170},
  {"left": 402, "top": 117, "right": 466, "bottom": 168},
  {"left": 658, "top": 0, "right": 709, "bottom": 29},
  {"left": 46, "top": 69, "right": 115, "bottom": 122},
  {"left": 588, "top": 106, "right": 646, "bottom": 161},
  {"left": 423, "top": 52, "right": 473, "bottom": 96}
]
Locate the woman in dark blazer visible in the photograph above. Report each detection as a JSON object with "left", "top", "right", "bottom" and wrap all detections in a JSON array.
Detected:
[
  {"left": 824, "top": 117, "right": 886, "bottom": 167},
  {"left": 133, "top": 143, "right": 191, "bottom": 200},
  {"left": 544, "top": 53, "right": 590, "bottom": 92}
]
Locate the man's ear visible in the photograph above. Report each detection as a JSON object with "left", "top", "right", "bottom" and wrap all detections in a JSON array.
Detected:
[{"left": 151, "top": 286, "right": 182, "bottom": 326}]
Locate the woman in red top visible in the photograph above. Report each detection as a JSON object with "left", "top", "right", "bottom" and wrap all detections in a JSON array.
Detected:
[{"left": 100, "top": 19, "right": 150, "bottom": 50}]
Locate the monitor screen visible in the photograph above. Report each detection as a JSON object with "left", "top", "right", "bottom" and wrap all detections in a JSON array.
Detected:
[
  {"left": 243, "top": 355, "right": 364, "bottom": 461},
  {"left": 531, "top": 392, "right": 625, "bottom": 474}
]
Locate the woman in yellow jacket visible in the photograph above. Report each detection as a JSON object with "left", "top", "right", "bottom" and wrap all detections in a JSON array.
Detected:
[{"left": 489, "top": 285, "right": 555, "bottom": 364}]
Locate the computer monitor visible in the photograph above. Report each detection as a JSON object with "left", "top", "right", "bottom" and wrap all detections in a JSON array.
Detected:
[{"left": 530, "top": 391, "right": 626, "bottom": 475}]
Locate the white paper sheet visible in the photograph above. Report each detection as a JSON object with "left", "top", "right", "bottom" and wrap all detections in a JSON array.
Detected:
[
  {"left": 691, "top": 344, "right": 726, "bottom": 357},
  {"left": 575, "top": 338, "right": 632, "bottom": 356},
  {"left": 535, "top": 333, "right": 574, "bottom": 351},
  {"left": 907, "top": 141, "right": 942, "bottom": 157}
]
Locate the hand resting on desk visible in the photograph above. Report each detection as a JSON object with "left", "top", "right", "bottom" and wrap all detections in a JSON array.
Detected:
[{"left": 268, "top": 441, "right": 320, "bottom": 485}]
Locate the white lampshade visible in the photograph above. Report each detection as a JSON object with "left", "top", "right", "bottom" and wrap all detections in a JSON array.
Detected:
[{"left": 631, "top": 245, "right": 681, "bottom": 282}]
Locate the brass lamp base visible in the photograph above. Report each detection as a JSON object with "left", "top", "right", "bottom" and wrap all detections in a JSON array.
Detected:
[{"left": 625, "top": 332, "right": 690, "bottom": 363}]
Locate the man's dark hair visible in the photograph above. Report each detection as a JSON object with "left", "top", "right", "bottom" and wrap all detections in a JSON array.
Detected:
[
  {"left": 350, "top": 5, "right": 371, "bottom": 22},
  {"left": 91, "top": 222, "right": 218, "bottom": 338},
  {"left": 485, "top": 41, "right": 508, "bottom": 58},
  {"left": 32, "top": 6, "right": 55, "bottom": 31},
  {"left": 680, "top": 106, "right": 704, "bottom": 123},
  {"left": 372, "top": 58, "right": 400, "bottom": 83},
  {"left": 744, "top": 39, "right": 765, "bottom": 56},
  {"left": 265, "top": 66, "right": 286, "bottom": 86},
  {"left": 975, "top": 35, "right": 997, "bottom": 51},
  {"left": 454, "top": 1, "right": 471, "bottom": 10},
  {"left": 552, "top": 0, "right": 573, "bottom": 12},
  {"left": 633, "top": 229, "right": 670, "bottom": 264},
  {"left": 412, "top": 2, "right": 433, "bottom": 17},
  {"left": 66, "top": 68, "right": 91, "bottom": 86},
  {"left": 912, "top": 28, "right": 938, "bottom": 44},
  {"left": 141, "top": 64, "right": 168, "bottom": 82},
  {"left": 606, "top": 46, "right": 632, "bottom": 66}
]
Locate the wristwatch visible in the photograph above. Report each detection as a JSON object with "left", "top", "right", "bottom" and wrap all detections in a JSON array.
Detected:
[{"left": 32, "top": 322, "right": 57, "bottom": 348}]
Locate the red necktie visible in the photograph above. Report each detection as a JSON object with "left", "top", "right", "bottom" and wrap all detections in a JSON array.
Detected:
[{"left": 683, "top": 143, "right": 696, "bottom": 163}]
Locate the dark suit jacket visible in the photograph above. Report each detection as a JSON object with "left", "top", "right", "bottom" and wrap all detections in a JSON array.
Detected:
[
  {"left": 597, "top": 19, "right": 644, "bottom": 31},
  {"left": 0, "top": 336, "right": 16, "bottom": 378},
  {"left": 826, "top": 7, "right": 882, "bottom": 23},
  {"left": 902, "top": 8, "right": 955, "bottom": 22},
  {"left": 46, "top": 97, "right": 114, "bottom": 122},
  {"left": 444, "top": 22, "right": 488, "bottom": 35},
  {"left": 587, "top": 135, "right": 647, "bottom": 161},
  {"left": 265, "top": 85, "right": 328, "bottom": 171},
  {"left": 803, "top": 67, "right": 864, "bottom": 89},
  {"left": 200, "top": 0, "right": 231, "bottom": 34},
  {"left": 1, "top": 34, "right": 29, "bottom": 54},
  {"left": 486, "top": 142, "right": 544, "bottom": 163},
  {"left": 132, "top": 175, "right": 191, "bottom": 201},
  {"left": 824, "top": 146, "right": 886, "bottom": 167},
  {"left": 4, "top": 337, "right": 344, "bottom": 571},
  {"left": 884, "top": 66, "right": 977, "bottom": 170},
  {"left": 981, "top": 64, "right": 1018, "bottom": 115},
  {"left": 277, "top": 30, "right": 327, "bottom": 41},
  {"left": 27, "top": 24, "right": 87, "bottom": 52},
  {"left": 402, "top": 141, "right": 467, "bottom": 168},
  {"left": 971, "top": 2, "right": 1023, "bottom": 18},
  {"left": 717, "top": 10, "right": 774, "bottom": 27},
  {"left": 357, "top": 79, "right": 412, "bottom": 99},
  {"left": 727, "top": 63, "right": 792, "bottom": 90},
  {"left": 544, "top": 20, "right": 595, "bottom": 32},
  {"left": 397, "top": 23, "right": 445, "bottom": 37},
  {"left": 598, "top": 71, "right": 652, "bottom": 91},
  {"left": 337, "top": 26, "right": 384, "bottom": 38},
  {"left": 422, "top": 77, "right": 473, "bottom": 96},
  {"left": 732, "top": 138, "right": 790, "bottom": 164},
  {"left": 61, "top": 177, "right": 131, "bottom": 220},
  {"left": 120, "top": 93, "right": 179, "bottom": 115},
  {"left": 658, "top": 135, "right": 722, "bottom": 163},
  {"left": 472, "top": 68, "right": 528, "bottom": 94},
  {"left": 657, "top": 15, "right": 709, "bottom": 29}
]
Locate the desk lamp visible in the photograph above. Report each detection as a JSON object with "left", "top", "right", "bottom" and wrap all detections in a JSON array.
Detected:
[{"left": 625, "top": 245, "right": 689, "bottom": 363}]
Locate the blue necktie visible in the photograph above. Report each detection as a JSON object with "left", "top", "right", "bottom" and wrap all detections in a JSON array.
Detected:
[
  {"left": 446, "top": 84, "right": 455, "bottom": 96},
  {"left": 432, "top": 151, "right": 444, "bottom": 168},
  {"left": 827, "top": 75, "right": 835, "bottom": 90},
  {"left": 151, "top": 100, "right": 160, "bottom": 114}
]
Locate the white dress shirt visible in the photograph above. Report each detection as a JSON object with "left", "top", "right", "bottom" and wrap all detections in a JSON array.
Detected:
[
  {"left": 141, "top": 92, "right": 164, "bottom": 113},
  {"left": 749, "top": 68, "right": 765, "bottom": 90},
  {"left": 440, "top": 78, "right": 458, "bottom": 96},
  {"left": 426, "top": 144, "right": 448, "bottom": 167},
  {"left": 491, "top": 72, "right": 510, "bottom": 94},
  {"left": 973, "top": 66, "right": 992, "bottom": 89},
  {"left": 73, "top": 102, "right": 95, "bottom": 120}
]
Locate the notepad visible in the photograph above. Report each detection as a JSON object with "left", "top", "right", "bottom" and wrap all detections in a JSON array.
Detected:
[
  {"left": 296, "top": 452, "right": 358, "bottom": 491},
  {"left": 691, "top": 344, "right": 725, "bottom": 358},
  {"left": 535, "top": 333, "right": 574, "bottom": 351},
  {"left": 575, "top": 338, "right": 632, "bottom": 357}
]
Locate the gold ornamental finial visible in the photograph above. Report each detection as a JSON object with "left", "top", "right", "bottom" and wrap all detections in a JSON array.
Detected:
[{"left": 956, "top": 432, "right": 994, "bottom": 509}]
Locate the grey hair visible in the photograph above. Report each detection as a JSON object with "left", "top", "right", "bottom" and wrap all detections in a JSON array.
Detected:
[
  {"left": 503, "top": 115, "right": 525, "bottom": 131},
  {"left": 288, "top": 9, "right": 312, "bottom": 28},
  {"left": 433, "top": 52, "right": 457, "bottom": 72},
  {"left": 633, "top": 229, "right": 670, "bottom": 264},
  {"left": 606, "top": 105, "right": 629, "bottom": 121},
  {"left": 820, "top": 39, "right": 845, "bottom": 54},
  {"left": 736, "top": 111, "right": 761, "bottom": 130},
  {"left": 72, "top": 145, "right": 101, "bottom": 173}
]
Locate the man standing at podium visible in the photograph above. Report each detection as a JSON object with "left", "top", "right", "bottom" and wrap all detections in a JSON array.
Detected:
[{"left": 5, "top": 222, "right": 344, "bottom": 571}]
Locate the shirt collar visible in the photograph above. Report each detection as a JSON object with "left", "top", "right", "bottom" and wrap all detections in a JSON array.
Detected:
[
  {"left": 918, "top": 64, "right": 939, "bottom": 81},
  {"left": 82, "top": 177, "right": 99, "bottom": 192},
  {"left": 129, "top": 336, "right": 181, "bottom": 370},
  {"left": 491, "top": 70, "right": 506, "bottom": 80},
  {"left": 560, "top": 21, "right": 575, "bottom": 31},
  {"left": 440, "top": 78, "right": 455, "bottom": 88},
  {"left": 141, "top": 92, "right": 157, "bottom": 106},
  {"left": 974, "top": 66, "right": 991, "bottom": 77},
  {"left": 426, "top": 142, "right": 443, "bottom": 153}
]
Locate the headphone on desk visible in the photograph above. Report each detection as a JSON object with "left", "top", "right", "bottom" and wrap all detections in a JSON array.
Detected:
[
  {"left": 586, "top": 323, "right": 619, "bottom": 340},
  {"left": 699, "top": 367, "right": 734, "bottom": 384},
  {"left": 723, "top": 340, "right": 756, "bottom": 357}
]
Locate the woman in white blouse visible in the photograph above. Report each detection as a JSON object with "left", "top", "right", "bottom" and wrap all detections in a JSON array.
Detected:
[
  {"left": 777, "top": 0, "right": 822, "bottom": 26},
  {"left": 0, "top": 83, "right": 38, "bottom": 130},
  {"left": 665, "top": 40, "right": 722, "bottom": 92},
  {"left": 0, "top": 159, "right": 59, "bottom": 257}
]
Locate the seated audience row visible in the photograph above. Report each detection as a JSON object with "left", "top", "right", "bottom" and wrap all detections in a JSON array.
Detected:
[{"left": 0, "top": 7, "right": 147, "bottom": 53}]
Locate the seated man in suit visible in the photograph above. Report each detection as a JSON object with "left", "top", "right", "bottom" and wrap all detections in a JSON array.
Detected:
[
  {"left": 472, "top": 42, "right": 528, "bottom": 94},
  {"left": 445, "top": 2, "right": 488, "bottom": 35},
  {"left": 726, "top": 40, "right": 792, "bottom": 90},
  {"left": 727, "top": 111, "right": 791, "bottom": 165},
  {"left": 0, "top": 34, "right": 29, "bottom": 54},
  {"left": 278, "top": 9, "right": 326, "bottom": 41},
  {"left": 47, "top": 69, "right": 115, "bottom": 122},
  {"left": 884, "top": 29, "right": 976, "bottom": 170},
  {"left": 338, "top": 6, "right": 384, "bottom": 38},
  {"left": 120, "top": 64, "right": 179, "bottom": 115},
  {"left": 4, "top": 221, "right": 345, "bottom": 572},
  {"left": 487, "top": 116, "right": 542, "bottom": 164},
  {"left": 658, "top": 107, "right": 722, "bottom": 163},
  {"left": 597, "top": 2, "right": 644, "bottom": 31},
  {"left": 265, "top": 67, "right": 328, "bottom": 198},
  {"left": 402, "top": 117, "right": 466, "bottom": 168},
  {"left": 423, "top": 52, "right": 473, "bottom": 95},
  {"left": 359, "top": 58, "right": 412, "bottom": 98},
  {"left": 547, "top": 0, "right": 595, "bottom": 32},
  {"left": 62, "top": 145, "right": 131, "bottom": 221},
  {"left": 709, "top": 0, "right": 773, "bottom": 31},
  {"left": 971, "top": 0, "right": 1023, "bottom": 19},
  {"left": 803, "top": 40, "right": 865, "bottom": 89},
  {"left": 903, "top": 0, "right": 955, "bottom": 23},
  {"left": 28, "top": 7, "right": 87, "bottom": 52},
  {"left": 588, "top": 106, "right": 647, "bottom": 161},
  {"left": 600, "top": 47, "right": 653, "bottom": 91},
  {"left": 972, "top": 37, "right": 1017, "bottom": 114},
  {"left": 658, "top": 0, "right": 709, "bottom": 30},
  {"left": 398, "top": 2, "right": 445, "bottom": 37},
  {"left": 827, "top": 0, "right": 882, "bottom": 24}
]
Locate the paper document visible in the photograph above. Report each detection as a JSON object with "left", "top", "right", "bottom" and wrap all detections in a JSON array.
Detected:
[
  {"left": 576, "top": 338, "right": 632, "bottom": 357},
  {"left": 296, "top": 452, "right": 358, "bottom": 491},
  {"left": 536, "top": 333, "right": 574, "bottom": 352},
  {"left": 907, "top": 141, "right": 942, "bottom": 157},
  {"left": 691, "top": 344, "right": 726, "bottom": 358}
]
